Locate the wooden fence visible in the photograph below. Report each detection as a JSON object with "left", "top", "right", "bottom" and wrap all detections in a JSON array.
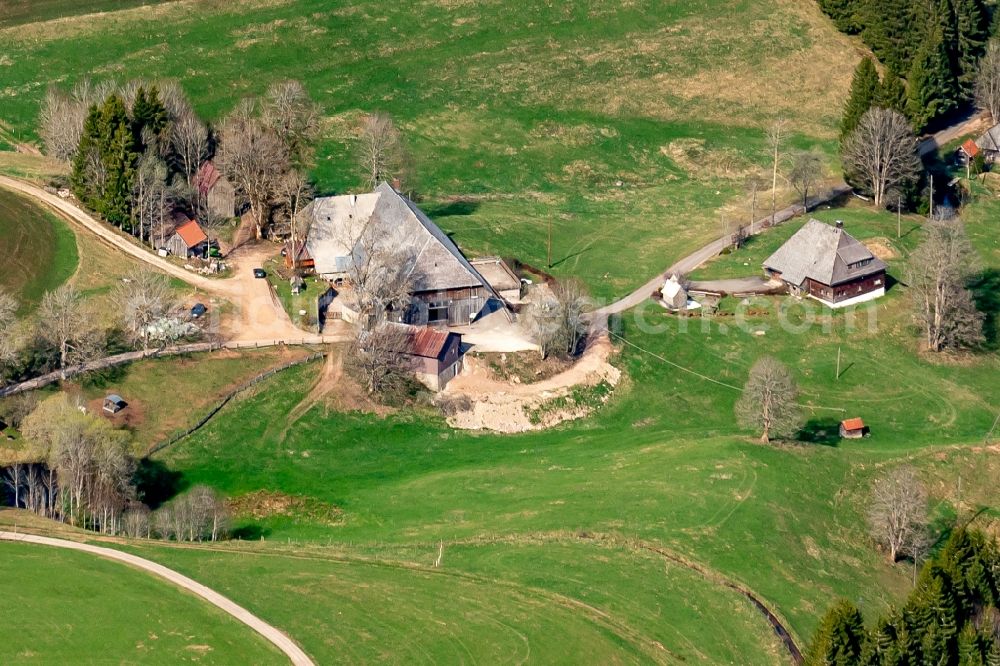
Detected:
[{"left": 146, "top": 352, "right": 324, "bottom": 456}]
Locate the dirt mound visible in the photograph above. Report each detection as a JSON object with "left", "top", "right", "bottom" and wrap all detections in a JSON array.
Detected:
[
  {"left": 439, "top": 333, "right": 621, "bottom": 433},
  {"left": 864, "top": 237, "right": 898, "bottom": 260}
]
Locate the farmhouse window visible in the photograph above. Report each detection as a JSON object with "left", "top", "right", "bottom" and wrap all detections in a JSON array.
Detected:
[{"left": 428, "top": 300, "right": 449, "bottom": 322}]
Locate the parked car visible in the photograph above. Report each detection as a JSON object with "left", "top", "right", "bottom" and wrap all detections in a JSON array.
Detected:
[
  {"left": 253, "top": 268, "right": 267, "bottom": 279},
  {"left": 191, "top": 303, "right": 208, "bottom": 318}
]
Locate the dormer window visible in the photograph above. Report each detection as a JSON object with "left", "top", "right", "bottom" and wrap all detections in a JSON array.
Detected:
[{"left": 849, "top": 258, "right": 872, "bottom": 269}]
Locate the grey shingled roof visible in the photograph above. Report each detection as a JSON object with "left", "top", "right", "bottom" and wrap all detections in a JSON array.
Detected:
[
  {"left": 763, "top": 219, "right": 886, "bottom": 287},
  {"left": 976, "top": 123, "right": 1000, "bottom": 153},
  {"left": 303, "top": 183, "right": 497, "bottom": 297}
]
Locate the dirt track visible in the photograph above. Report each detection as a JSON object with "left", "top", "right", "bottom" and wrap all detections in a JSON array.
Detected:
[
  {"left": 0, "top": 176, "right": 339, "bottom": 345},
  {"left": 0, "top": 530, "right": 315, "bottom": 666}
]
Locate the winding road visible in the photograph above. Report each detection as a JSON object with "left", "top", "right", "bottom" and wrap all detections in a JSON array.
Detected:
[
  {"left": 0, "top": 175, "right": 337, "bottom": 346},
  {"left": 0, "top": 530, "right": 315, "bottom": 666}
]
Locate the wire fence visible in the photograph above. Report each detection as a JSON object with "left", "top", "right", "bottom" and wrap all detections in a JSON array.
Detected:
[{"left": 146, "top": 352, "right": 324, "bottom": 456}]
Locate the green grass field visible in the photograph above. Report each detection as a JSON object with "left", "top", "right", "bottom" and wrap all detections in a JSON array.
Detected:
[
  {"left": 0, "top": 186, "right": 78, "bottom": 312},
  {"left": 0, "top": 540, "right": 284, "bottom": 663},
  {"left": 149, "top": 250, "right": 998, "bottom": 659},
  {"left": 0, "top": 0, "right": 859, "bottom": 300}
]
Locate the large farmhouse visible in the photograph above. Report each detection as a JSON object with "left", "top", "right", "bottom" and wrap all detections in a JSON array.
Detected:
[
  {"left": 301, "top": 182, "right": 501, "bottom": 326},
  {"left": 763, "top": 219, "right": 887, "bottom": 308}
]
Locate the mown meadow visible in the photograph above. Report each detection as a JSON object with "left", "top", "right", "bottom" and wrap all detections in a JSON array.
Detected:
[
  {"left": 0, "top": 540, "right": 284, "bottom": 664},
  {"left": 0, "top": 0, "right": 860, "bottom": 300}
]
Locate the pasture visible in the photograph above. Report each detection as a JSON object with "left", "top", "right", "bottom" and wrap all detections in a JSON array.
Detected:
[
  {"left": 0, "top": 0, "right": 860, "bottom": 299},
  {"left": 0, "top": 540, "right": 284, "bottom": 664},
  {"left": 152, "top": 265, "right": 999, "bottom": 657},
  {"left": 0, "top": 186, "right": 78, "bottom": 312}
]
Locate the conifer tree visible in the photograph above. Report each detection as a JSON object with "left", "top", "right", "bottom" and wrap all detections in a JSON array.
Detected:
[
  {"left": 954, "top": 0, "right": 989, "bottom": 95},
  {"left": 131, "top": 86, "right": 169, "bottom": 145},
  {"left": 819, "top": 0, "right": 862, "bottom": 33},
  {"left": 805, "top": 600, "right": 867, "bottom": 666},
  {"left": 906, "top": 22, "right": 958, "bottom": 130},
  {"left": 842, "top": 57, "right": 882, "bottom": 139},
  {"left": 878, "top": 69, "right": 908, "bottom": 112}
]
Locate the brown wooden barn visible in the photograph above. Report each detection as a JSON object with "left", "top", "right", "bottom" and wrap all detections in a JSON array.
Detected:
[
  {"left": 764, "top": 219, "right": 887, "bottom": 308},
  {"left": 390, "top": 324, "right": 464, "bottom": 391},
  {"left": 194, "top": 161, "right": 236, "bottom": 220}
]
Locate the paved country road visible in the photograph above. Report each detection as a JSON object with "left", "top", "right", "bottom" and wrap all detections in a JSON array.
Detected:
[{"left": 0, "top": 531, "right": 315, "bottom": 666}]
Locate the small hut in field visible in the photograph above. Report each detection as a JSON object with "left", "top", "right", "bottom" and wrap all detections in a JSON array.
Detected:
[{"left": 661, "top": 275, "right": 688, "bottom": 310}]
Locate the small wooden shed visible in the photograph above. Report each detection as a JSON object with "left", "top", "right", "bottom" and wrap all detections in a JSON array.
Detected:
[
  {"left": 661, "top": 274, "right": 688, "bottom": 310},
  {"left": 103, "top": 394, "right": 128, "bottom": 414},
  {"left": 839, "top": 417, "right": 867, "bottom": 439},
  {"left": 164, "top": 220, "right": 209, "bottom": 258}
]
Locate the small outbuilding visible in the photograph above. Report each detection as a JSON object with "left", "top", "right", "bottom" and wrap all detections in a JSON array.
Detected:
[
  {"left": 958, "top": 138, "right": 981, "bottom": 164},
  {"left": 976, "top": 123, "right": 1000, "bottom": 163},
  {"left": 103, "top": 394, "right": 128, "bottom": 414},
  {"left": 194, "top": 161, "right": 237, "bottom": 220},
  {"left": 164, "top": 220, "right": 209, "bottom": 258},
  {"left": 661, "top": 274, "right": 688, "bottom": 310},
  {"left": 390, "top": 323, "right": 465, "bottom": 391},
  {"left": 470, "top": 257, "right": 523, "bottom": 303},
  {"left": 839, "top": 417, "right": 867, "bottom": 439}
]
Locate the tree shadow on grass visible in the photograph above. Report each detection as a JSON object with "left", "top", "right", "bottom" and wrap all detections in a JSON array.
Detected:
[
  {"left": 423, "top": 199, "right": 480, "bottom": 218},
  {"left": 133, "top": 458, "right": 187, "bottom": 509},
  {"left": 969, "top": 268, "right": 1000, "bottom": 349},
  {"left": 230, "top": 523, "right": 271, "bottom": 540},
  {"left": 796, "top": 419, "right": 842, "bottom": 446}
]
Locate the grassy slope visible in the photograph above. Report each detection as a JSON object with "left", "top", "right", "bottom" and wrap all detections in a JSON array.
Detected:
[
  {"left": 0, "top": 540, "right": 284, "bottom": 664},
  {"left": 0, "top": 186, "right": 78, "bottom": 312},
  {"left": 0, "top": 0, "right": 859, "bottom": 300},
  {"left": 155, "top": 268, "right": 999, "bottom": 649}
]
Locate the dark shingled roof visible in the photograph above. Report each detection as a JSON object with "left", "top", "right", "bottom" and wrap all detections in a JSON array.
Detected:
[
  {"left": 763, "top": 219, "right": 886, "bottom": 287},
  {"left": 302, "top": 182, "right": 498, "bottom": 298}
]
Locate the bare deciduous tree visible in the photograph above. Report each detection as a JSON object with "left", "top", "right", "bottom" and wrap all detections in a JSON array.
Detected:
[
  {"left": 908, "top": 220, "right": 985, "bottom": 352},
  {"left": 217, "top": 102, "right": 290, "bottom": 240},
  {"left": 152, "top": 485, "right": 229, "bottom": 541},
  {"left": 359, "top": 112, "right": 403, "bottom": 189},
  {"left": 274, "top": 170, "right": 313, "bottom": 253},
  {"left": 868, "top": 466, "right": 928, "bottom": 563},
  {"left": 113, "top": 269, "right": 173, "bottom": 350},
  {"left": 788, "top": 150, "right": 824, "bottom": 208},
  {"left": 975, "top": 39, "right": 1000, "bottom": 125},
  {"left": 745, "top": 173, "right": 767, "bottom": 234},
  {"left": 169, "top": 110, "right": 209, "bottom": 187},
  {"left": 122, "top": 504, "right": 152, "bottom": 538},
  {"left": 766, "top": 119, "right": 789, "bottom": 225},
  {"left": 37, "top": 285, "right": 103, "bottom": 379},
  {"left": 735, "top": 356, "right": 802, "bottom": 443},
  {"left": 132, "top": 153, "right": 169, "bottom": 246},
  {"left": 842, "top": 108, "right": 922, "bottom": 209},
  {"left": 39, "top": 86, "right": 88, "bottom": 160},
  {"left": 262, "top": 80, "right": 321, "bottom": 168},
  {"left": 346, "top": 321, "right": 411, "bottom": 395},
  {"left": 524, "top": 279, "right": 592, "bottom": 360}
]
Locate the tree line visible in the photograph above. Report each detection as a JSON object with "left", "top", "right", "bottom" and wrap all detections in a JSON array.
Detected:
[
  {"left": 806, "top": 526, "right": 1000, "bottom": 665},
  {"left": 820, "top": 0, "right": 992, "bottom": 132},
  {"left": 2, "top": 393, "right": 229, "bottom": 542},
  {"left": 42, "top": 78, "right": 320, "bottom": 244}
]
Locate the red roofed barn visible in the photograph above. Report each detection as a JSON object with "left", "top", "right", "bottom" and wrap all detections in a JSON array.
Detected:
[
  {"left": 194, "top": 161, "right": 236, "bottom": 220},
  {"left": 839, "top": 418, "right": 867, "bottom": 439},
  {"left": 391, "top": 323, "right": 464, "bottom": 391}
]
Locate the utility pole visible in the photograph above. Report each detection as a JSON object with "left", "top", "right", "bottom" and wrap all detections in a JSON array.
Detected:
[
  {"left": 897, "top": 193, "right": 902, "bottom": 240},
  {"left": 929, "top": 176, "right": 934, "bottom": 220},
  {"left": 546, "top": 217, "right": 552, "bottom": 268},
  {"left": 836, "top": 346, "right": 841, "bottom": 380}
]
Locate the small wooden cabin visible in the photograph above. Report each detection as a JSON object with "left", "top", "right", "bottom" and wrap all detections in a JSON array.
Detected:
[
  {"left": 164, "top": 220, "right": 209, "bottom": 258},
  {"left": 839, "top": 418, "right": 867, "bottom": 439}
]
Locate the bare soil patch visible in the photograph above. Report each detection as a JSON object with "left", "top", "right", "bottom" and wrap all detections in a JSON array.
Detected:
[
  {"left": 864, "top": 237, "right": 898, "bottom": 261},
  {"left": 440, "top": 333, "right": 621, "bottom": 433},
  {"left": 227, "top": 490, "right": 343, "bottom": 525}
]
